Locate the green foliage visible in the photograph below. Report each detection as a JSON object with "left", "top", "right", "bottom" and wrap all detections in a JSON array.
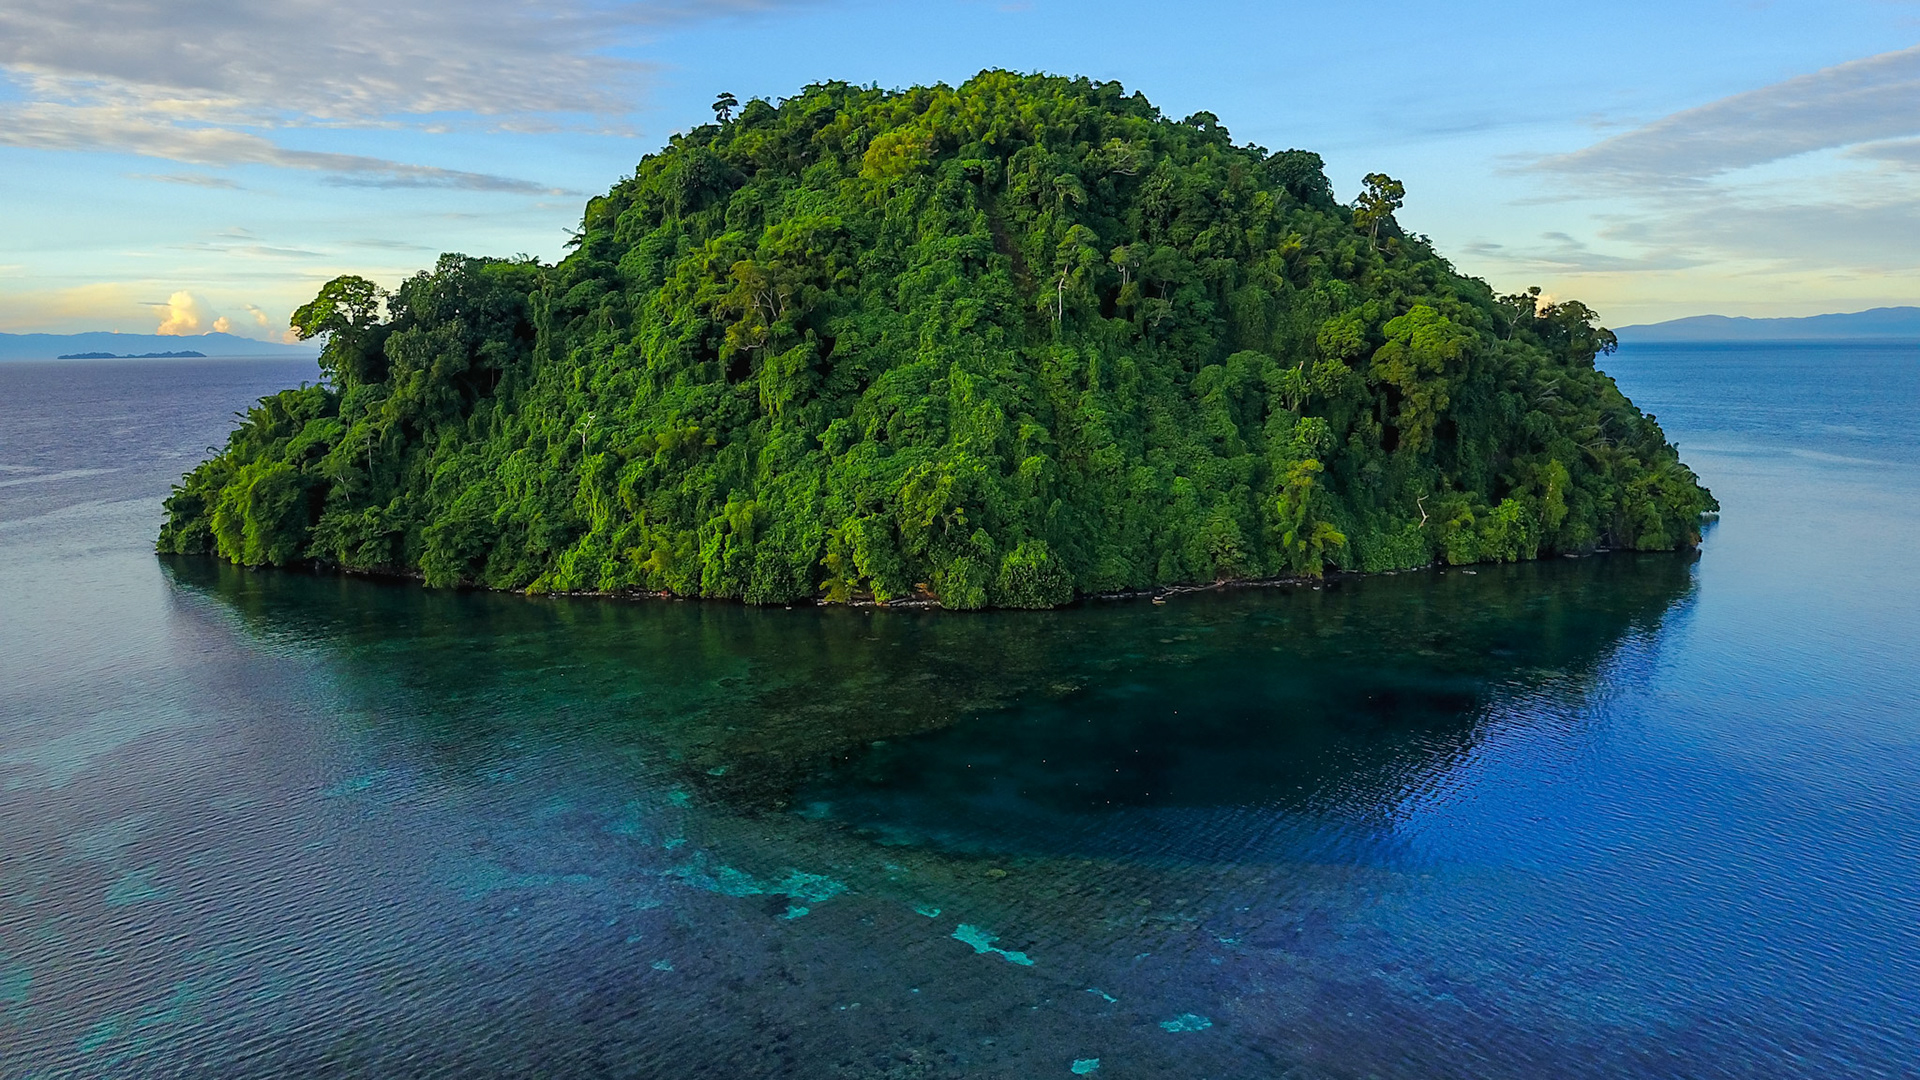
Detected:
[
  {"left": 996, "top": 540, "right": 1074, "bottom": 608},
  {"left": 161, "top": 71, "right": 1716, "bottom": 608},
  {"left": 1353, "top": 172, "right": 1406, "bottom": 247},
  {"left": 291, "top": 274, "right": 387, "bottom": 385}
]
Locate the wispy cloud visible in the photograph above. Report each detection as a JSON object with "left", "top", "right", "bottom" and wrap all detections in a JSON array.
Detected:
[
  {"left": 0, "top": 0, "right": 805, "bottom": 186},
  {"left": 175, "top": 228, "right": 328, "bottom": 260},
  {"left": 1506, "top": 44, "right": 1920, "bottom": 293},
  {"left": 1597, "top": 193, "right": 1920, "bottom": 272},
  {"left": 131, "top": 171, "right": 241, "bottom": 188},
  {"left": 0, "top": 0, "right": 793, "bottom": 124},
  {"left": 0, "top": 103, "right": 566, "bottom": 192},
  {"left": 1537, "top": 45, "right": 1920, "bottom": 188},
  {"left": 1849, "top": 137, "right": 1920, "bottom": 168},
  {"left": 179, "top": 243, "right": 329, "bottom": 260},
  {"left": 346, "top": 238, "right": 439, "bottom": 252},
  {"left": 1466, "top": 232, "right": 1706, "bottom": 274}
]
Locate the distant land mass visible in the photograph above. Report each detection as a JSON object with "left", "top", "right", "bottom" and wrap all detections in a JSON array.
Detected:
[
  {"left": 1616, "top": 306, "right": 1920, "bottom": 342},
  {"left": 0, "top": 331, "right": 319, "bottom": 362},
  {"left": 58, "top": 349, "right": 207, "bottom": 359}
]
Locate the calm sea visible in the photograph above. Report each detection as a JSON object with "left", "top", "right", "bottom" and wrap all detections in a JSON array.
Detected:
[{"left": 1, "top": 345, "right": 1916, "bottom": 1078}]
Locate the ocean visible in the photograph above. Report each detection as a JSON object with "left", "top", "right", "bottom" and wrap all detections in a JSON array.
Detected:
[{"left": 1, "top": 343, "right": 1915, "bottom": 1078}]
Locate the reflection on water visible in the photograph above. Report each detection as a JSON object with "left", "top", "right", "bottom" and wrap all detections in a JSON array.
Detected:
[
  {"left": 796, "top": 557, "right": 1693, "bottom": 863},
  {"left": 163, "top": 551, "right": 1695, "bottom": 868},
  {"left": 5, "top": 350, "right": 1919, "bottom": 1079},
  {"left": 45, "top": 550, "right": 1687, "bottom": 1079},
  {"left": 165, "top": 545, "right": 1697, "bottom": 857}
]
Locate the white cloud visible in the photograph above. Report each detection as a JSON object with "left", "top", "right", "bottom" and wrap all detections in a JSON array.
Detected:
[
  {"left": 1499, "top": 44, "right": 1920, "bottom": 309},
  {"left": 1465, "top": 231, "right": 1706, "bottom": 275},
  {"left": 148, "top": 291, "right": 292, "bottom": 339},
  {"left": 0, "top": 0, "right": 790, "bottom": 124},
  {"left": 0, "top": 281, "right": 295, "bottom": 336},
  {"left": 1850, "top": 137, "right": 1920, "bottom": 168},
  {"left": 0, "top": 0, "right": 804, "bottom": 186},
  {"left": 1537, "top": 45, "right": 1920, "bottom": 187},
  {"left": 151, "top": 290, "right": 211, "bottom": 335},
  {"left": 0, "top": 102, "right": 567, "bottom": 192},
  {"left": 131, "top": 171, "right": 241, "bottom": 188},
  {"left": 1596, "top": 189, "right": 1920, "bottom": 273}
]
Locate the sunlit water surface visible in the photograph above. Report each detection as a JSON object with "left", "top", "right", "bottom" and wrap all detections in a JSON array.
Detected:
[{"left": 2, "top": 346, "right": 1916, "bottom": 1078}]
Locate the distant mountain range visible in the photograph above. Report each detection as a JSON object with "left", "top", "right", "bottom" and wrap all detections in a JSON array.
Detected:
[
  {"left": 1615, "top": 306, "right": 1920, "bottom": 343},
  {"left": 58, "top": 349, "right": 206, "bottom": 359},
  {"left": 0, "top": 331, "right": 319, "bottom": 362}
]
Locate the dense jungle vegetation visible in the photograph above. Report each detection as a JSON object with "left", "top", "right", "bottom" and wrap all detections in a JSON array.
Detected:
[{"left": 159, "top": 72, "right": 1716, "bottom": 609}]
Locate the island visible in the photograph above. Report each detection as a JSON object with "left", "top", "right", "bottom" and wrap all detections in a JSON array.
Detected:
[
  {"left": 59, "top": 350, "right": 207, "bottom": 359},
  {"left": 158, "top": 72, "right": 1715, "bottom": 608}
]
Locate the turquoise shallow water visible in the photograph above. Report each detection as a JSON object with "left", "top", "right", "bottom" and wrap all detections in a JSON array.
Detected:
[{"left": 1, "top": 345, "right": 1917, "bottom": 1078}]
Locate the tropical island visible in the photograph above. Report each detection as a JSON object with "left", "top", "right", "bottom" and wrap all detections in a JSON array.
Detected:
[
  {"left": 59, "top": 349, "right": 207, "bottom": 359},
  {"left": 158, "top": 72, "right": 1715, "bottom": 609}
]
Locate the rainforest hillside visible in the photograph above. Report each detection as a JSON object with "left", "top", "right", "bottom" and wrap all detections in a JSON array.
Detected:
[{"left": 159, "top": 71, "right": 1716, "bottom": 608}]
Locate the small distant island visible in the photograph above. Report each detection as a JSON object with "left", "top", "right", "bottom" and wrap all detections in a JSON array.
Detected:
[
  {"left": 58, "top": 349, "right": 207, "bottom": 359},
  {"left": 159, "top": 72, "right": 1715, "bottom": 609},
  {"left": 0, "top": 330, "right": 318, "bottom": 362}
]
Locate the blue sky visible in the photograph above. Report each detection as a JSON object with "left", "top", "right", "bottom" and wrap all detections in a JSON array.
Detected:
[{"left": 2, "top": 0, "right": 1917, "bottom": 339}]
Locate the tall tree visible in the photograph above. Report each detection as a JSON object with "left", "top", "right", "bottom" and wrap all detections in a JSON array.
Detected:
[{"left": 1353, "top": 172, "right": 1406, "bottom": 247}]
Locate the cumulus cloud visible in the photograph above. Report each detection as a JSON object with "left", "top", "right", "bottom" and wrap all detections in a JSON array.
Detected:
[
  {"left": 141, "top": 291, "right": 287, "bottom": 338},
  {"left": 1537, "top": 45, "right": 1920, "bottom": 187},
  {"left": 151, "top": 290, "right": 212, "bottom": 335}
]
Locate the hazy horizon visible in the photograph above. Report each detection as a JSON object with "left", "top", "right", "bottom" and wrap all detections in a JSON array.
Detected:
[
  {"left": 3, "top": 1, "right": 1918, "bottom": 339},
  {"left": 8, "top": 305, "right": 1919, "bottom": 344}
]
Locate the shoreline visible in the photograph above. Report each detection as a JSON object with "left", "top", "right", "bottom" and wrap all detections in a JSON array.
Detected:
[{"left": 170, "top": 546, "right": 1637, "bottom": 612}]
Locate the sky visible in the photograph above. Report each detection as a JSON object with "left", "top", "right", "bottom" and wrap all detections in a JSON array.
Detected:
[{"left": 1, "top": 0, "right": 1918, "bottom": 340}]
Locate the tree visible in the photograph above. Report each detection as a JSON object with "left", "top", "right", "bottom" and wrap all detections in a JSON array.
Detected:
[
  {"left": 1051, "top": 224, "right": 1100, "bottom": 325},
  {"left": 1269, "top": 149, "right": 1334, "bottom": 205},
  {"left": 1274, "top": 458, "right": 1346, "bottom": 577},
  {"left": 290, "top": 275, "right": 382, "bottom": 342},
  {"left": 1353, "top": 172, "right": 1405, "bottom": 247},
  {"left": 712, "top": 92, "right": 739, "bottom": 124},
  {"left": 1370, "top": 304, "right": 1471, "bottom": 454},
  {"left": 290, "top": 275, "right": 385, "bottom": 386}
]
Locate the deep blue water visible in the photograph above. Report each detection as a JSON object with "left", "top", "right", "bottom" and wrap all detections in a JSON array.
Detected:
[{"left": 1, "top": 344, "right": 1916, "bottom": 1078}]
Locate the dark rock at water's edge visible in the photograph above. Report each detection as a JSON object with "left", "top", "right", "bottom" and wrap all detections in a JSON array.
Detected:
[{"left": 158, "top": 71, "right": 1716, "bottom": 610}]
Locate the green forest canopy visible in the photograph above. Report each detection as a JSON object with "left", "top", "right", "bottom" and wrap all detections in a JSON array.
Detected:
[{"left": 159, "top": 71, "right": 1716, "bottom": 609}]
